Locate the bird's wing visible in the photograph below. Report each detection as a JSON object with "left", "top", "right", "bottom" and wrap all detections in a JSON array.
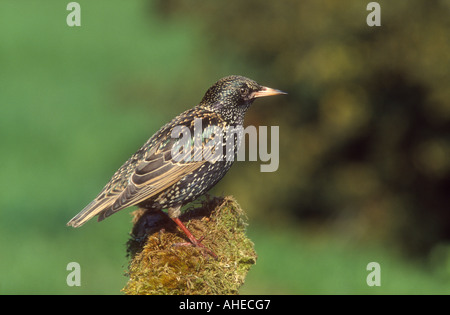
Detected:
[
  {"left": 100, "top": 140, "right": 206, "bottom": 219},
  {"left": 67, "top": 110, "right": 225, "bottom": 227}
]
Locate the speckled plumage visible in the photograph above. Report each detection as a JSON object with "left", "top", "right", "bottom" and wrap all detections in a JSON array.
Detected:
[{"left": 67, "top": 75, "right": 285, "bottom": 256}]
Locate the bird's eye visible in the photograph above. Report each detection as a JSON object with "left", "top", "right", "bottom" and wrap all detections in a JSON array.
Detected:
[{"left": 240, "top": 84, "right": 249, "bottom": 94}]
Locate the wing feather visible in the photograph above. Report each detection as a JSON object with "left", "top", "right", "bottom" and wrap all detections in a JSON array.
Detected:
[{"left": 67, "top": 108, "right": 225, "bottom": 227}]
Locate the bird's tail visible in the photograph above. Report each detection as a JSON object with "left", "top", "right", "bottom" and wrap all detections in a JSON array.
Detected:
[{"left": 66, "top": 198, "right": 114, "bottom": 228}]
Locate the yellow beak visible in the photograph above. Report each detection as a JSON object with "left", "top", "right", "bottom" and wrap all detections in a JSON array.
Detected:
[{"left": 251, "top": 86, "right": 287, "bottom": 98}]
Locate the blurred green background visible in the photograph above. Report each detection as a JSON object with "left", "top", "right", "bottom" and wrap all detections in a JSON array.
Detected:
[{"left": 1, "top": 0, "right": 449, "bottom": 294}]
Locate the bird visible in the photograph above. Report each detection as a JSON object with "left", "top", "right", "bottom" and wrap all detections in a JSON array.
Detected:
[{"left": 67, "top": 75, "right": 286, "bottom": 258}]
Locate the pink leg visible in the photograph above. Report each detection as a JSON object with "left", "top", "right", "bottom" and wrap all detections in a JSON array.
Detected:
[{"left": 172, "top": 217, "right": 218, "bottom": 259}]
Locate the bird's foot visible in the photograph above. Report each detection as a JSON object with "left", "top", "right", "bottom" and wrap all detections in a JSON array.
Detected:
[
  {"left": 171, "top": 217, "right": 218, "bottom": 259},
  {"left": 173, "top": 235, "right": 218, "bottom": 260}
]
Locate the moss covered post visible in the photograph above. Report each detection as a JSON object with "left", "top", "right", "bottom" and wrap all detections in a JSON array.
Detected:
[{"left": 122, "top": 196, "right": 257, "bottom": 295}]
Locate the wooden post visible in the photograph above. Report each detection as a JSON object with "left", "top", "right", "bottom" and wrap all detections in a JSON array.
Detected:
[{"left": 122, "top": 196, "right": 257, "bottom": 295}]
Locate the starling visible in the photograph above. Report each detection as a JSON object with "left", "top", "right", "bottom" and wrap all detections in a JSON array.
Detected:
[{"left": 67, "top": 75, "right": 286, "bottom": 258}]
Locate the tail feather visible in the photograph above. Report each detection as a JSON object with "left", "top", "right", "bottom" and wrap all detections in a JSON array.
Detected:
[{"left": 67, "top": 198, "right": 115, "bottom": 228}]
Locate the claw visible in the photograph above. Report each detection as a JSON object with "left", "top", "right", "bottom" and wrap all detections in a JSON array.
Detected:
[{"left": 171, "top": 217, "right": 218, "bottom": 259}]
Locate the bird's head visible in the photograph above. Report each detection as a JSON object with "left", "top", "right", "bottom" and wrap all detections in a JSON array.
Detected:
[{"left": 200, "top": 75, "right": 286, "bottom": 123}]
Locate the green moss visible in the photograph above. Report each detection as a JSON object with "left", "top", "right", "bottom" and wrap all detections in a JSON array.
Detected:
[{"left": 122, "top": 196, "right": 257, "bottom": 295}]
